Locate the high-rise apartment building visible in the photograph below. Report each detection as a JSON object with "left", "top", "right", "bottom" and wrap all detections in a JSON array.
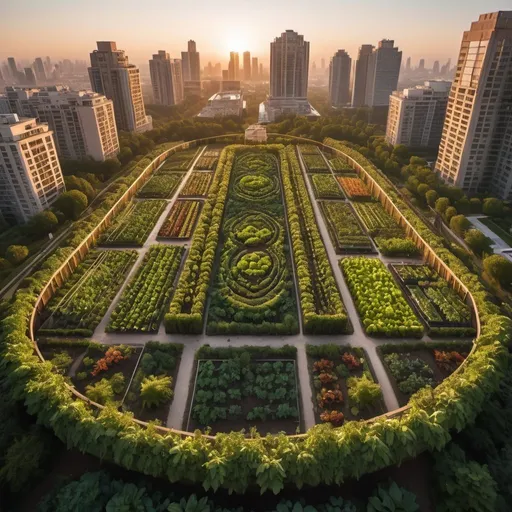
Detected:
[
  {"left": 228, "top": 52, "right": 240, "bottom": 80},
  {"left": 435, "top": 11, "right": 512, "bottom": 199},
  {"left": 252, "top": 57, "right": 259, "bottom": 80},
  {"left": 181, "top": 40, "right": 201, "bottom": 81},
  {"left": 259, "top": 30, "right": 319, "bottom": 122},
  {"left": 243, "top": 51, "right": 251, "bottom": 81},
  {"left": 328, "top": 49, "right": 352, "bottom": 107},
  {"left": 364, "top": 40, "right": 402, "bottom": 107},
  {"left": 88, "top": 41, "right": 152, "bottom": 133},
  {"left": 149, "top": 51, "right": 184, "bottom": 106},
  {"left": 386, "top": 80, "right": 451, "bottom": 147},
  {"left": 1, "top": 86, "right": 119, "bottom": 162},
  {"left": 351, "top": 44, "right": 374, "bottom": 107},
  {"left": 33, "top": 58, "right": 47, "bottom": 82},
  {"left": 7, "top": 58, "right": 18, "bottom": 80},
  {"left": 0, "top": 113, "right": 65, "bottom": 224},
  {"left": 418, "top": 58, "right": 425, "bottom": 71},
  {"left": 24, "top": 68, "right": 37, "bottom": 86},
  {"left": 433, "top": 60, "right": 440, "bottom": 74},
  {"left": 405, "top": 57, "right": 411, "bottom": 71}
]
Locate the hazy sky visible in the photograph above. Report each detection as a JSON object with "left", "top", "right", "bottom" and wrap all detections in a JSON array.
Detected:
[{"left": 2, "top": 0, "right": 511, "bottom": 69}]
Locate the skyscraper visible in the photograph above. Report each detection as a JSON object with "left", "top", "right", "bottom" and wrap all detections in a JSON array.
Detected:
[
  {"left": 328, "top": 49, "right": 352, "bottom": 107},
  {"left": 7, "top": 58, "right": 18, "bottom": 80},
  {"left": 44, "top": 56, "right": 52, "bottom": 75},
  {"left": 321, "top": 58, "right": 325, "bottom": 69},
  {"left": 405, "top": 57, "right": 411, "bottom": 71},
  {"left": 181, "top": 40, "right": 201, "bottom": 81},
  {"left": 88, "top": 41, "right": 152, "bottom": 133},
  {"left": 252, "top": 57, "right": 259, "bottom": 80},
  {"left": 0, "top": 113, "right": 65, "bottom": 224},
  {"left": 351, "top": 44, "right": 374, "bottom": 107},
  {"left": 149, "top": 51, "right": 184, "bottom": 106},
  {"left": 418, "top": 58, "right": 425, "bottom": 71},
  {"left": 24, "top": 68, "right": 36, "bottom": 86},
  {"left": 435, "top": 11, "right": 512, "bottom": 199},
  {"left": 432, "top": 60, "right": 440, "bottom": 74},
  {"left": 243, "top": 51, "right": 251, "bottom": 81},
  {"left": 228, "top": 52, "right": 240, "bottom": 80},
  {"left": 364, "top": 40, "right": 402, "bottom": 107},
  {"left": 33, "top": 58, "right": 47, "bottom": 82},
  {"left": 259, "top": 30, "right": 319, "bottom": 122},
  {"left": 386, "top": 81, "right": 451, "bottom": 147}
]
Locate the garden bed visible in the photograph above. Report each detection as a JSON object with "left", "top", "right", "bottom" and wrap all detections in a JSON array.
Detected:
[
  {"left": 378, "top": 341, "right": 472, "bottom": 406},
  {"left": 161, "top": 147, "right": 201, "bottom": 170},
  {"left": 340, "top": 257, "right": 423, "bottom": 337},
  {"left": 107, "top": 246, "right": 184, "bottom": 333},
  {"left": 306, "top": 344, "right": 385, "bottom": 425},
  {"left": 179, "top": 172, "right": 213, "bottom": 197},
  {"left": 319, "top": 201, "right": 374, "bottom": 253},
  {"left": 390, "top": 264, "right": 473, "bottom": 333},
  {"left": 157, "top": 200, "right": 203, "bottom": 239},
  {"left": 122, "top": 342, "right": 183, "bottom": 423},
  {"left": 329, "top": 157, "right": 354, "bottom": 173},
  {"left": 336, "top": 176, "right": 372, "bottom": 201},
  {"left": 301, "top": 152, "right": 330, "bottom": 173},
  {"left": 39, "top": 250, "right": 137, "bottom": 334},
  {"left": 100, "top": 200, "right": 167, "bottom": 247},
  {"left": 38, "top": 338, "right": 95, "bottom": 376},
  {"left": 185, "top": 345, "right": 301, "bottom": 435},
  {"left": 71, "top": 344, "right": 143, "bottom": 405},
  {"left": 310, "top": 174, "right": 345, "bottom": 199},
  {"left": 137, "top": 173, "right": 185, "bottom": 199}
]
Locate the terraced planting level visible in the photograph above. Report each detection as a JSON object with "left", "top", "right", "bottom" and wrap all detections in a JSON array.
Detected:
[
  {"left": 340, "top": 257, "right": 423, "bottom": 337},
  {"left": 336, "top": 176, "right": 372, "bottom": 200},
  {"left": 207, "top": 149, "right": 298, "bottom": 334},
  {"left": 100, "top": 200, "right": 167, "bottom": 246},
  {"left": 320, "top": 201, "right": 373, "bottom": 253},
  {"left": 107, "top": 246, "right": 184, "bottom": 333},
  {"left": 158, "top": 200, "right": 202, "bottom": 239},
  {"left": 39, "top": 250, "right": 137, "bottom": 335}
]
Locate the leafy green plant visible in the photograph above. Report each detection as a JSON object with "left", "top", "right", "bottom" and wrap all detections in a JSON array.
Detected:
[
  {"left": 140, "top": 375, "right": 173, "bottom": 408},
  {"left": 367, "top": 482, "right": 419, "bottom": 512},
  {"left": 347, "top": 375, "right": 381, "bottom": 409},
  {"left": 50, "top": 351, "right": 73, "bottom": 374}
]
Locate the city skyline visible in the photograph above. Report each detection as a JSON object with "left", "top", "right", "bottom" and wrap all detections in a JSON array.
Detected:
[{"left": 3, "top": 0, "right": 511, "bottom": 68}]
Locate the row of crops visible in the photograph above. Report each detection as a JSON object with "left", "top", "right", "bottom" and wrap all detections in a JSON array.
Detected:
[{"left": 207, "top": 150, "right": 299, "bottom": 335}]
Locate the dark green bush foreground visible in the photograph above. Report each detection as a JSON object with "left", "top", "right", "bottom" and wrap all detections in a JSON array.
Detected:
[
  {"left": 37, "top": 471, "right": 418, "bottom": 512},
  {"left": 0, "top": 138, "right": 511, "bottom": 494}
]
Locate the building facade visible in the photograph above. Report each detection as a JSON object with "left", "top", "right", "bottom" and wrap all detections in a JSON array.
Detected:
[
  {"left": 386, "top": 81, "right": 451, "bottom": 148},
  {"left": 252, "top": 57, "right": 259, "bottom": 80},
  {"left": 1, "top": 86, "right": 119, "bottom": 162},
  {"left": 181, "top": 40, "right": 201, "bottom": 81},
  {"left": 88, "top": 41, "right": 152, "bottom": 133},
  {"left": 243, "top": 51, "right": 251, "bottom": 81},
  {"left": 434, "top": 11, "right": 512, "bottom": 199},
  {"left": 259, "top": 30, "right": 319, "bottom": 122},
  {"left": 0, "top": 113, "right": 65, "bottom": 224},
  {"left": 328, "top": 49, "right": 352, "bottom": 107},
  {"left": 149, "top": 51, "right": 184, "bottom": 106},
  {"left": 365, "top": 40, "right": 402, "bottom": 107},
  {"left": 351, "top": 44, "right": 374, "bottom": 107},
  {"left": 228, "top": 52, "right": 240, "bottom": 80}
]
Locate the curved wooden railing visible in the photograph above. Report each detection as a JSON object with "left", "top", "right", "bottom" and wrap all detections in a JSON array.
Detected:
[{"left": 29, "top": 133, "right": 480, "bottom": 438}]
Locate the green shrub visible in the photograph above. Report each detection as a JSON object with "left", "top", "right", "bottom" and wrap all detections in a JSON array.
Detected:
[
  {"left": 140, "top": 375, "right": 173, "bottom": 408},
  {"left": 347, "top": 375, "right": 381, "bottom": 408},
  {"left": 368, "top": 481, "right": 419, "bottom": 512}
]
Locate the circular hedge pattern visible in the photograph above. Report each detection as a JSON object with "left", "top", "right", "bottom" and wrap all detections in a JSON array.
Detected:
[{"left": 234, "top": 174, "right": 279, "bottom": 201}]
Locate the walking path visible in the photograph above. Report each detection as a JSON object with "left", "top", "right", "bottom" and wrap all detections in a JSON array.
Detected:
[{"left": 42, "top": 144, "right": 448, "bottom": 434}]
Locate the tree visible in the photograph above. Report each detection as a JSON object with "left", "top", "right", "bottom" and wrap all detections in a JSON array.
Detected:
[
  {"left": 416, "top": 183, "right": 430, "bottom": 197},
  {"left": 469, "top": 197, "right": 482, "bottom": 214},
  {"left": 347, "top": 375, "right": 382, "bottom": 409},
  {"left": 483, "top": 255, "right": 512, "bottom": 288},
  {"left": 54, "top": 190, "right": 88, "bottom": 220},
  {"left": 435, "top": 197, "right": 450, "bottom": 215},
  {"left": 26, "top": 210, "right": 58, "bottom": 237},
  {"left": 464, "top": 229, "right": 493, "bottom": 256},
  {"left": 483, "top": 197, "right": 504, "bottom": 217},
  {"left": 5, "top": 245, "right": 29, "bottom": 265},
  {"left": 425, "top": 189, "right": 438, "bottom": 207},
  {"left": 140, "top": 375, "right": 173, "bottom": 408},
  {"left": 64, "top": 175, "right": 96, "bottom": 201},
  {"left": 409, "top": 156, "right": 427, "bottom": 167},
  {"left": 444, "top": 206, "right": 457, "bottom": 223},
  {"left": 450, "top": 215, "right": 471, "bottom": 236},
  {"left": 455, "top": 196, "right": 470, "bottom": 214}
]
